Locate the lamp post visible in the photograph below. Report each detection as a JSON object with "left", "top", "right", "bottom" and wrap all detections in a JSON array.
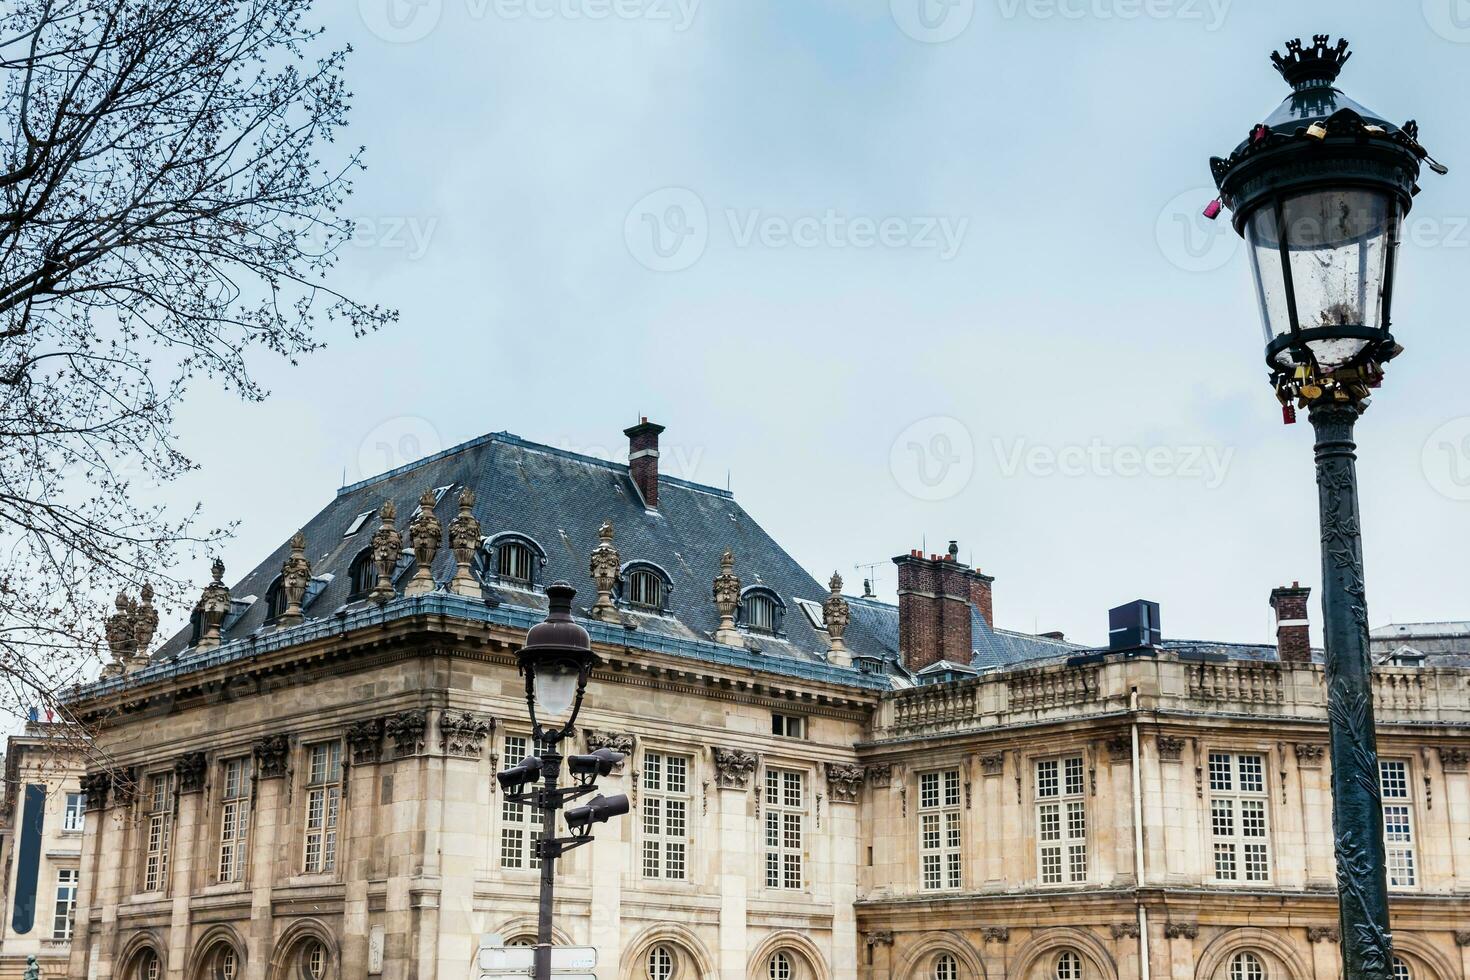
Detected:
[
  {"left": 498, "top": 582, "right": 629, "bottom": 980},
  {"left": 1208, "top": 36, "right": 1445, "bottom": 980}
]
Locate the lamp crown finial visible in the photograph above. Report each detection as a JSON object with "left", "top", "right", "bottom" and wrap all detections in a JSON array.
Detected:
[{"left": 1271, "top": 35, "right": 1350, "bottom": 88}]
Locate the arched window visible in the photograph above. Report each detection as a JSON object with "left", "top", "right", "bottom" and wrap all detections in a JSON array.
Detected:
[
  {"left": 134, "top": 950, "right": 162, "bottom": 980},
  {"left": 646, "top": 945, "right": 675, "bottom": 980},
  {"left": 1055, "top": 950, "right": 1082, "bottom": 980},
  {"left": 348, "top": 550, "right": 376, "bottom": 599},
  {"left": 264, "top": 577, "right": 286, "bottom": 621},
  {"left": 934, "top": 952, "right": 959, "bottom": 980},
  {"left": 628, "top": 569, "right": 664, "bottom": 610},
  {"left": 768, "top": 952, "right": 793, "bottom": 980},
  {"left": 498, "top": 541, "right": 535, "bottom": 585},
  {"left": 300, "top": 940, "right": 328, "bottom": 980},
  {"left": 1392, "top": 959, "right": 1411, "bottom": 980},
  {"left": 201, "top": 944, "right": 239, "bottom": 980},
  {"left": 741, "top": 588, "right": 785, "bottom": 634},
  {"left": 1229, "top": 952, "right": 1266, "bottom": 980}
]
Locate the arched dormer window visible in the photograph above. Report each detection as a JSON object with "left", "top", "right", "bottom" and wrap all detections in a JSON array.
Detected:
[
  {"left": 739, "top": 586, "right": 785, "bottom": 635},
  {"left": 348, "top": 549, "right": 376, "bottom": 599},
  {"left": 485, "top": 533, "right": 547, "bottom": 588},
  {"left": 264, "top": 577, "right": 286, "bottom": 623},
  {"left": 619, "top": 561, "right": 673, "bottom": 613}
]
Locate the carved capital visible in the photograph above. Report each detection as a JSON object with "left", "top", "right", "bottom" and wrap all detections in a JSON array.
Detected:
[
  {"left": 346, "top": 718, "right": 386, "bottom": 766},
  {"left": 1294, "top": 743, "right": 1326, "bottom": 767},
  {"left": 982, "top": 928, "right": 1009, "bottom": 944},
  {"left": 386, "top": 710, "right": 427, "bottom": 758},
  {"left": 1306, "top": 926, "right": 1339, "bottom": 944},
  {"left": 1439, "top": 747, "right": 1469, "bottom": 773},
  {"left": 1156, "top": 736, "right": 1185, "bottom": 762},
  {"left": 1164, "top": 922, "right": 1198, "bottom": 940},
  {"left": 439, "top": 712, "right": 493, "bottom": 759},
  {"left": 980, "top": 753, "right": 1005, "bottom": 777},
  {"left": 253, "top": 735, "right": 291, "bottom": 779},
  {"left": 109, "top": 767, "right": 138, "bottom": 807},
  {"left": 584, "top": 730, "right": 635, "bottom": 769},
  {"left": 864, "top": 932, "right": 894, "bottom": 948},
  {"left": 865, "top": 763, "right": 893, "bottom": 789},
  {"left": 824, "top": 763, "right": 865, "bottom": 804},
  {"left": 711, "top": 747, "right": 758, "bottom": 790},
  {"left": 174, "top": 752, "right": 207, "bottom": 793},
  {"left": 1110, "top": 923, "right": 1140, "bottom": 940},
  {"left": 1455, "top": 931, "right": 1470, "bottom": 947},
  {"left": 80, "top": 771, "right": 112, "bottom": 811},
  {"left": 1106, "top": 734, "right": 1132, "bottom": 763}
]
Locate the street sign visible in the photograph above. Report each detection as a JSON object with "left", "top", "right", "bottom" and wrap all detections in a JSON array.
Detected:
[{"left": 477, "top": 943, "right": 597, "bottom": 977}]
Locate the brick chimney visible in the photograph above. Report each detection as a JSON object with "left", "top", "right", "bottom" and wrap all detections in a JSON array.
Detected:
[
  {"left": 1270, "top": 582, "right": 1312, "bottom": 664},
  {"left": 894, "top": 549, "right": 978, "bottom": 673},
  {"left": 970, "top": 570, "right": 995, "bottom": 627},
  {"left": 623, "top": 418, "right": 665, "bottom": 509}
]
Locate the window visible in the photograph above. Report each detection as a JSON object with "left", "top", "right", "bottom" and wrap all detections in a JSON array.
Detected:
[
  {"left": 642, "top": 752, "right": 689, "bottom": 880},
  {"left": 919, "top": 770, "right": 962, "bottom": 890},
  {"left": 135, "top": 950, "right": 162, "bottom": 980},
  {"left": 204, "top": 945, "right": 239, "bottom": 980},
  {"left": 744, "top": 593, "right": 779, "bottom": 632},
  {"left": 302, "top": 941, "right": 327, "bottom": 980},
  {"left": 1055, "top": 951, "right": 1082, "bottom": 980},
  {"left": 764, "top": 769, "right": 804, "bottom": 890},
  {"left": 934, "top": 953, "right": 959, "bottom": 980},
  {"left": 142, "top": 772, "right": 174, "bottom": 891},
  {"left": 768, "top": 952, "right": 793, "bottom": 980},
  {"left": 498, "top": 542, "right": 535, "bottom": 585},
  {"left": 1036, "top": 757, "right": 1086, "bottom": 884},
  {"left": 771, "top": 713, "right": 806, "bottom": 739},
  {"left": 63, "top": 792, "right": 85, "bottom": 831},
  {"left": 1380, "top": 759, "right": 1416, "bottom": 888},
  {"left": 348, "top": 550, "right": 376, "bottom": 598},
  {"left": 501, "top": 735, "right": 541, "bottom": 870},
  {"left": 1230, "top": 952, "right": 1266, "bottom": 980},
  {"left": 1392, "top": 959, "right": 1411, "bottom": 980},
  {"left": 628, "top": 569, "right": 664, "bottom": 610},
  {"left": 264, "top": 577, "right": 286, "bottom": 621},
  {"left": 218, "top": 757, "right": 251, "bottom": 883},
  {"left": 1208, "top": 752, "right": 1271, "bottom": 882},
  {"left": 344, "top": 510, "right": 375, "bottom": 536},
  {"left": 52, "top": 868, "right": 78, "bottom": 940},
  {"left": 303, "top": 742, "right": 341, "bottom": 874},
  {"left": 647, "top": 946, "right": 675, "bottom": 980}
]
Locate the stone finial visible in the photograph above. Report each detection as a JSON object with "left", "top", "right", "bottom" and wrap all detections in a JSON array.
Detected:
[
  {"left": 823, "top": 572, "right": 851, "bottom": 666},
  {"left": 447, "top": 488, "right": 482, "bottom": 598},
  {"left": 369, "top": 500, "right": 403, "bottom": 605},
  {"left": 712, "top": 549, "right": 742, "bottom": 646},
  {"left": 278, "top": 530, "right": 312, "bottom": 627},
  {"left": 588, "top": 521, "right": 621, "bottom": 622},
  {"left": 195, "top": 559, "right": 232, "bottom": 652},
  {"left": 132, "top": 584, "right": 158, "bottom": 661},
  {"left": 406, "top": 490, "right": 443, "bottom": 596},
  {"left": 103, "top": 592, "right": 139, "bottom": 674}
]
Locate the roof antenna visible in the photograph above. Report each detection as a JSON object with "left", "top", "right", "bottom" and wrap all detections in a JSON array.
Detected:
[
  {"left": 340, "top": 466, "right": 347, "bottom": 488},
  {"left": 726, "top": 469, "right": 731, "bottom": 492}
]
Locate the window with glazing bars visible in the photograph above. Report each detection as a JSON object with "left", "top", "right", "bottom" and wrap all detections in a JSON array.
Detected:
[
  {"left": 303, "top": 743, "right": 341, "bottom": 874},
  {"left": 642, "top": 752, "right": 690, "bottom": 880},
  {"left": 52, "top": 868, "right": 78, "bottom": 940},
  {"left": 919, "top": 769, "right": 962, "bottom": 890},
  {"left": 218, "top": 757, "right": 251, "bottom": 882},
  {"left": 764, "top": 769, "right": 804, "bottom": 890},
  {"left": 142, "top": 772, "right": 174, "bottom": 891},
  {"left": 1208, "top": 752, "right": 1271, "bottom": 882},
  {"left": 501, "top": 735, "right": 541, "bottom": 870},
  {"left": 1036, "top": 756, "right": 1086, "bottom": 884},
  {"left": 1380, "top": 759, "right": 1417, "bottom": 888}
]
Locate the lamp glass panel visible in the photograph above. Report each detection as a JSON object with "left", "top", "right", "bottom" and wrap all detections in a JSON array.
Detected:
[{"left": 534, "top": 663, "right": 579, "bottom": 722}]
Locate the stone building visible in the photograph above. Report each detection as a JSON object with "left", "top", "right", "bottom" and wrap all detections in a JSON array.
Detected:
[{"left": 60, "top": 422, "right": 1470, "bottom": 980}]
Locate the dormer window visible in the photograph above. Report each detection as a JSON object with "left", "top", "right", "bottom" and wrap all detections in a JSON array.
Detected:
[
  {"left": 343, "top": 510, "right": 375, "bottom": 537},
  {"left": 740, "top": 587, "right": 785, "bottom": 635},
  {"left": 264, "top": 578, "right": 286, "bottom": 622},
  {"left": 498, "top": 542, "right": 535, "bottom": 585},
  {"left": 348, "top": 550, "right": 376, "bottom": 600},
  {"left": 619, "top": 562, "right": 673, "bottom": 613}
]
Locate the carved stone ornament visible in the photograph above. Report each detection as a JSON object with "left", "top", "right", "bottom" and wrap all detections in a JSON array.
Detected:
[
  {"left": 1164, "top": 922, "right": 1199, "bottom": 940},
  {"left": 584, "top": 729, "right": 635, "bottom": 769},
  {"left": 1439, "top": 747, "right": 1469, "bottom": 773},
  {"left": 370, "top": 500, "right": 403, "bottom": 605},
  {"left": 439, "top": 712, "right": 493, "bottom": 758},
  {"left": 866, "top": 763, "right": 893, "bottom": 789},
  {"left": 108, "top": 768, "right": 138, "bottom": 807},
  {"left": 712, "top": 550, "right": 742, "bottom": 646},
  {"left": 823, "top": 572, "right": 850, "bottom": 654},
  {"left": 1106, "top": 734, "right": 1132, "bottom": 763},
  {"left": 864, "top": 932, "right": 894, "bottom": 948},
  {"left": 1307, "top": 926, "right": 1340, "bottom": 944},
  {"left": 1110, "top": 923, "right": 1140, "bottom": 940},
  {"left": 132, "top": 583, "right": 159, "bottom": 662},
  {"left": 80, "top": 771, "right": 112, "bottom": 811},
  {"left": 405, "top": 490, "right": 443, "bottom": 596},
  {"left": 103, "top": 584, "right": 160, "bottom": 675},
  {"left": 105, "top": 592, "right": 139, "bottom": 666},
  {"left": 979, "top": 753, "right": 1005, "bottom": 777},
  {"left": 825, "top": 763, "right": 865, "bottom": 804},
  {"left": 1156, "top": 735, "right": 1185, "bottom": 762},
  {"left": 588, "top": 521, "right": 621, "bottom": 622},
  {"left": 1294, "top": 743, "right": 1326, "bottom": 767},
  {"left": 386, "top": 710, "right": 428, "bottom": 758},
  {"left": 195, "top": 559, "right": 232, "bottom": 652},
  {"left": 253, "top": 735, "right": 291, "bottom": 779},
  {"left": 279, "top": 530, "right": 312, "bottom": 626},
  {"left": 982, "top": 928, "right": 1010, "bottom": 944},
  {"left": 711, "top": 747, "right": 758, "bottom": 790},
  {"left": 346, "top": 718, "right": 386, "bottom": 766},
  {"left": 174, "top": 752, "right": 207, "bottom": 793},
  {"left": 447, "top": 489, "right": 483, "bottom": 598},
  {"left": 1455, "top": 931, "right": 1470, "bottom": 948}
]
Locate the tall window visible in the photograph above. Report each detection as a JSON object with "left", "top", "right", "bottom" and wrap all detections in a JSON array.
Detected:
[
  {"left": 1208, "top": 752, "right": 1271, "bottom": 882},
  {"left": 1380, "top": 759, "right": 1417, "bottom": 888},
  {"left": 1036, "top": 757, "right": 1086, "bottom": 884},
  {"left": 142, "top": 772, "right": 174, "bottom": 891},
  {"left": 642, "top": 752, "right": 689, "bottom": 880},
  {"left": 745, "top": 594, "right": 777, "bottom": 632},
  {"left": 501, "top": 735, "right": 541, "bottom": 870},
  {"left": 1230, "top": 952, "right": 1265, "bottom": 980},
  {"left": 348, "top": 550, "right": 376, "bottom": 598},
  {"left": 628, "top": 570, "right": 663, "bottom": 610},
  {"left": 63, "top": 792, "right": 85, "bottom": 832},
  {"left": 498, "top": 542, "right": 535, "bottom": 585},
  {"left": 764, "top": 769, "right": 804, "bottom": 890},
  {"left": 52, "top": 868, "right": 78, "bottom": 940},
  {"left": 1055, "top": 951, "right": 1082, "bottom": 980},
  {"left": 303, "top": 742, "right": 341, "bottom": 874},
  {"left": 919, "top": 769, "right": 962, "bottom": 890},
  {"left": 218, "top": 757, "right": 251, "bottom": 883},
  {"left": 934, "top": 953, "right": 959, "bottom": 980},
  {"left": 264, "top": 578, "right": 286, "bottom": 621}
]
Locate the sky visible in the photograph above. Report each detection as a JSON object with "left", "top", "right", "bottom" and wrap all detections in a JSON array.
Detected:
[{"left": 155, "top": 0, "right": 1470, "bottom": 652}]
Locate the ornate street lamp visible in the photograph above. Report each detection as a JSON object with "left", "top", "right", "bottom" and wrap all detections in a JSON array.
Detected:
[
  {"left": 499, "top": 582, "right": 628, "bottom": 980},
  {"left": 1208, "top": 36, "right": 1445, "bottom": 980}
]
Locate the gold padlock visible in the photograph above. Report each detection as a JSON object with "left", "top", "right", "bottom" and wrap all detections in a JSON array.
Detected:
[
  {"left": 1301, "top": 383, "right": 1324, "bottom": 400},
  {"left": 1306, "top": 122, "right": 1328, "bottom": 140}
]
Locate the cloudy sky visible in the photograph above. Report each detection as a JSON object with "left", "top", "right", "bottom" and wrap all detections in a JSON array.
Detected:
[{"left": 158, "top": 0, "right": 1469, "bottom": 650}]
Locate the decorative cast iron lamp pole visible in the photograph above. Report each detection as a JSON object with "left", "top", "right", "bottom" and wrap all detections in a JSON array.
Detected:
[
  {"left": 1208, "top": 36, "right": 1445, "bottom": 979},
  {"left": 498, "top": 582, "right": 629, "bottom": 980}
]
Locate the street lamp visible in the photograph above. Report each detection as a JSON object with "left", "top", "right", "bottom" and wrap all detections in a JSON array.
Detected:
[
  {"left": 1208, "top": 35, "right": 1446, "bottom": 980},
  {"left": 499, "top": 582, "right": 628, "bottom": 980}
]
